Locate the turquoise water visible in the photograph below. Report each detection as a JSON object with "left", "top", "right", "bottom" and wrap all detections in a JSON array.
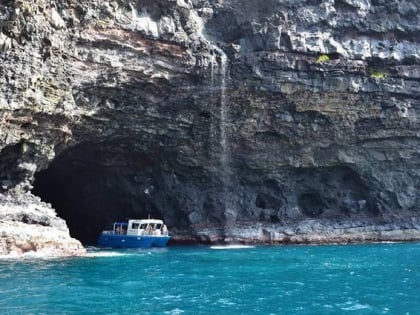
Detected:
[{"left": 0, "top": 243, "right": 419, "bottom": 314}]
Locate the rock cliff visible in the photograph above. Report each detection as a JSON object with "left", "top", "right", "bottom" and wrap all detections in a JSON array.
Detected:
[{"left": 0, "top": 0, "right": 419, "bottom": 255}]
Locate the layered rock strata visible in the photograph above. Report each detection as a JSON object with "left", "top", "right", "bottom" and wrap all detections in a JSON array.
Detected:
[{"left": 0, "top": 0, "right": 419, "bottom": 254}]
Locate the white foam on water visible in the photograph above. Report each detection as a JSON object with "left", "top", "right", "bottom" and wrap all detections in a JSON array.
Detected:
[
  {"left": 340, "top": 302, "right": 372, "bottom": 311},
  {"left": 85, "top": 247, "right": 144, "bottom": 258},
  {"left": 164, "top": 308, "right": 184, "bottom": 315},
  {"left": 210, "top": 244, "right": 255, "bottom": 250},
  {"left": 0, "top": 252, "right": 49, "bottom": 260},
  {"left": 0, "top": 250, "right": 84, "bottom": 260},
  {"left": 217, "top": 298, "right": 236, "bottom": 306},
  {"left": 86, "top": 251, "right": 134, "bottom": 258},
  {"left": 85, "top": 246, "right": 167, "bottom": 258}
]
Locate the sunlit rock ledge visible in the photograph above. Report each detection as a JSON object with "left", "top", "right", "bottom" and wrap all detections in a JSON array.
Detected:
[
  {"left": 172, "top": 217, "right": 420, "bottom": 245},
  {"left": 0, "top": 191, "right": 85, "bottom": 258},
  {"left": 0, "top": 0, "right": 419, "bottom": 256},
  {"left": 0, "top": 221, "right": 86, "bottom": 258}
]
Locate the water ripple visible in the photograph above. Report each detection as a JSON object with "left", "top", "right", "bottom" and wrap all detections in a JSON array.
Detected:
[{"left": 0, "top": 243, "right": 419, "bottom": 314}]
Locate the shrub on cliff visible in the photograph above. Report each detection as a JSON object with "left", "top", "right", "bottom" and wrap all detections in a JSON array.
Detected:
[
  {"left": 316, "top": 54, "right": 330, "bottom": 63},
  {"left": 369, "top": 68, "right": 387, "bottom": 79}
]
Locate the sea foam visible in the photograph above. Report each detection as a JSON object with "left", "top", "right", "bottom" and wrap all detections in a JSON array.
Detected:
[{"left": 210, "top": 244, "right": 255, "bottom": 250}]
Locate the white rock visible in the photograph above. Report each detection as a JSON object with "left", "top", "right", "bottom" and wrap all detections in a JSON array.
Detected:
[
  {"left": 131, "top": 8, "right": 159, "bottom": 38},
  {"left": 158, "top": 16, "right": 176, "bottom": 35},
  {"left": 18, "top": 162, "right": 37, "bottom": 173},
  {"left": 50, "top": 8, "right": 66, "bottom": 29},
  {"left": 176, "top": 0, "right": 192, "bottom": 9},
  {"left": 341, "top": 0, "right": 371, "bottom": 16},
  {"left": 0, "top": 32, "right": 12, "bottom": 53},
  {"left": 185, "top": 10, "right": 204, "bottom": 34}
]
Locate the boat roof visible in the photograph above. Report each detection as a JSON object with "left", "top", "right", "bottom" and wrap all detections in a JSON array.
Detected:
[
  {"left": 112, "top": 219, "right": 165, "bottom": 225},
  {"left": 129, "top": 219, "right": 164, "bottom": 224}
]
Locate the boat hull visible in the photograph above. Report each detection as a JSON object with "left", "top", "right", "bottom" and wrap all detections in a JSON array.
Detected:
[{"left": 97, "top": 233, "right": 170, "bottom": 248}]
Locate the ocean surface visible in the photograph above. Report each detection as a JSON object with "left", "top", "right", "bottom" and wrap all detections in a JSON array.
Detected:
[{"left": 0, "top": 243, "right": 419, "bottom": 314}]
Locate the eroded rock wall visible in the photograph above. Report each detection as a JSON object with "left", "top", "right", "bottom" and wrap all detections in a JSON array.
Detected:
[{"left": 0, "top": 0, "right": 419, "bottom": 252}]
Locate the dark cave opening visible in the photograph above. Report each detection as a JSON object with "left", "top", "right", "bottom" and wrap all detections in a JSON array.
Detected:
[
  {"left": 30, "top": 140, "right": 383, "bottom": 245},
  {"left": 32, "top": 142, "right": 166, "bottom": 245},
  {"left": 298, "top": 192, "right": 326, "bottom": 217}
]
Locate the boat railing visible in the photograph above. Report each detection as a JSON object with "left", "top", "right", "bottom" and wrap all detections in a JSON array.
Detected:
[
  {"left": 141, "top": 229, "right": 169, "bottom": 236},
  {"left": 102, "top": 226, "right": 169, "bottom": 236},
  {"left": 103, "top": 230, "right": 127, "bottom": 235}
]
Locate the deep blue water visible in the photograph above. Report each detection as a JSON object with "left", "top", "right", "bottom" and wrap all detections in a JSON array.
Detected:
[{"left": 0, "top": 243, "right": 419, "bottom": 314}]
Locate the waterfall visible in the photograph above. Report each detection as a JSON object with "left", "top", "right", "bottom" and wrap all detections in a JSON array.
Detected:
[
  {"left": 219, "top": 52, "right": 230, "bottom": 188},
  {"left": 211, "top": 46, "right": 235, "bottom": 228},
  {"left": 210, "top": 46, "right": 230, "bottom": 189},
  {"left": 210, "top": 50, "right": 215, "bottom": 87}
]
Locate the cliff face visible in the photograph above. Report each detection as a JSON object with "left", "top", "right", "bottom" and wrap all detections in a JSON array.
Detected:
[{"left": 0, "top": 0, "right": 419, "bottom": 254}]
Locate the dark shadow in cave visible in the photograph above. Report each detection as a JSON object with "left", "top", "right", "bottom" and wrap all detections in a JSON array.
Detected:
[
  {"left": 32, "top": 142, "right": 163, "bottom": 245},
  {"left": 0, "top": 142, "right": 27, "bottom": 191}
]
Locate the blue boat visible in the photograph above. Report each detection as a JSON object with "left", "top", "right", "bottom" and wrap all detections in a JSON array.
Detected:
[{"left": 97, "top": 218, "right": 170, "bottom": 248}]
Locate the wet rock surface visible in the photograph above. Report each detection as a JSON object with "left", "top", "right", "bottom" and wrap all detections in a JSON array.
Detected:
[{"left": 1, "top": 0, "right": 420, "bottom": 254}]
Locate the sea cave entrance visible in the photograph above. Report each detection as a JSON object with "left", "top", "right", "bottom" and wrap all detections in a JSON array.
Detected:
[{"left": 32, "top": 141, "right": 169, "bottom": 245}]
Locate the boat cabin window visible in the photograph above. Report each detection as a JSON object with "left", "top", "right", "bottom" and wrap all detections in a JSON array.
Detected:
[
  {"left": 140, "top": 224, "right": 148, "bottom": 229},
  {"left": 156, "top": 224, "right": 162, "bottom": 229},
  {"left": 131, "top": 223, "right": 140, "bottom": 229}
]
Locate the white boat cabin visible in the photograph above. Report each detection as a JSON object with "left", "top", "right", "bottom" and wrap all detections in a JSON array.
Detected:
[{"left": 125, "top": 219, "right": 168, "bottom": 236}]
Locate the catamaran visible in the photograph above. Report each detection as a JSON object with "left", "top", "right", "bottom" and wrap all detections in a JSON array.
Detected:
[{"left": 97, "top": 218, "right": 170, "bottom": 248}]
